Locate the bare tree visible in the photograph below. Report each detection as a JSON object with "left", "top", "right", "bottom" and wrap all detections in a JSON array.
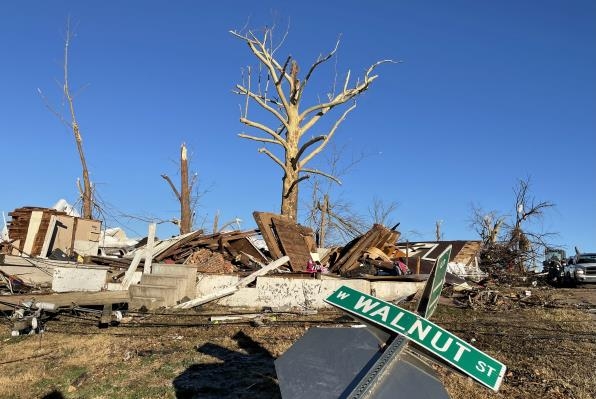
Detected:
[
  {"left": 507, "top": 177, "right": 555, "bottom": 271},
  {"left": 369, "top": 197, "right": 399, "bottom": 226},
  {"left": 469, "top": 205, "right": 505, "bottom": 245},
  {"left": 303, "top": 145, "right": 369, "bottom": 246},
  {"left": 470, "top": 177, "right": 556, "bottom": 273},
  {"left": 161, "top": 143, "right": 198, "bottom": 235},
  {"left": 231, "top": 26, "right": 394, "bottom": 219},
  {"left": 39, "top": 20, "right": 94, "bottom": 219},
  {"left": 305, "top": 179, "right": 368, "bottom": 247}
]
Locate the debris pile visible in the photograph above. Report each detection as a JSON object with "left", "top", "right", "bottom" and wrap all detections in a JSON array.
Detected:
[
  {"left": 1, "top": 203, "right": 500, "bottom": 313},
  {"left": 4, "top": 207, "right": 101, "bottom": 258},
  {"left": 330, "top": 223, "right": 402, "bottom": 276},
  {"left": 253, "top": 211, "right": 316, "bottom": 271},
  {"left": 186, "top": 249, "right": 235, "bottom": 274}
]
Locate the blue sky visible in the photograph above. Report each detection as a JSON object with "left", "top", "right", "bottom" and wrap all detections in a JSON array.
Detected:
[{"left": 1, "top": 1, "right": 594, "bottom": 255}]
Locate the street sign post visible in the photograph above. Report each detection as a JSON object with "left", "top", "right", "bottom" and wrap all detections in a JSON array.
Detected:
[
  {"left": 417, "top": 245, "right": 452, "bottom": 319},
  {"left": 325, "top": 285, "right": 506, "bottom": 392}
]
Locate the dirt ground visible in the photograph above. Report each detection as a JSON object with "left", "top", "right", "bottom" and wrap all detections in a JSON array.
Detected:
[{"left": 0, "top": 285, "right": 594, "bottom": 399}]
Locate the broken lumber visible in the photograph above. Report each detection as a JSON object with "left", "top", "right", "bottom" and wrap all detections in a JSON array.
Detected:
[
  {"left": 120, "top": 251, "right": 143, "bottom": 290},
  {"left": 331, "top": 224, "right": 400, "bottom": 275},
  {"left": 253, "top": 212, "right": 315, "bottom": 271}
]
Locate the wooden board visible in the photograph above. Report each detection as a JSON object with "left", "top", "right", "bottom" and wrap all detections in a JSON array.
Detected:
[
  {"left": 253, "top": 212, "right": 284, "bottom": 259},
  {"left": 22, "top": 211, "right": 43, "bottom": 255},
  {"left": 271, "top": 218, "right": 313, "bottom": 271},
  {"left": 227, "top": 237, "right": 268, "bottom": 263},
  {"left": 331, "top": 224, "right": 403, "bottom": 275},
  {"left": 331, "top": 224, "right": 384, "bottom": 274}
]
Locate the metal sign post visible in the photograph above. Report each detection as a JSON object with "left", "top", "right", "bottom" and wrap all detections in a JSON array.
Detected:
[{"left": 417, "top": 245, "right": 451, "bottom": 318}]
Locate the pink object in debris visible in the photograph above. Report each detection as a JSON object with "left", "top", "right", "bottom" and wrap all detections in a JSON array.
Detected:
[{"left": 396, "top": 260, "right": 409, "bottom": 275}]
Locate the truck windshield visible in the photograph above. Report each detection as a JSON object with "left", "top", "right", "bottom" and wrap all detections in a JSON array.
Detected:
[{"left": 577, "top": 255, "right": 596, "bottom": 264}]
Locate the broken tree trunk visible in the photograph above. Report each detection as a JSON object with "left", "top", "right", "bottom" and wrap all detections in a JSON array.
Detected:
[{"left": 161, "top": 143, "right": 193, "bottom": 235}]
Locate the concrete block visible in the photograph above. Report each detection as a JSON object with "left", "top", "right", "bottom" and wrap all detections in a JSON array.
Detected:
[
  {"left": 105, "top": 271, "right": 142, "bottom": 291},
  {"left": 0, "top": 264, "right": 53, "bottom": 286},
  {"left": 370, "top": 281, "right": 425, "bottom": 301},
  {"left": 152, "top": 263, "right": 196, "bottom": 277},
  {"left": 129, "top": 284, "right": 177, "bottom": 306},
  {"left": 141, "top": 274, "right": 187, "bottom": 300},
  {"left": 52, "top": 267, "right": 107, "bottom": 293},
  {"left": 152, "top": 264, "right": 197, "bottom": 297},
  {"left": 130, "top": 296, "right": 166, "bottom": 310}
]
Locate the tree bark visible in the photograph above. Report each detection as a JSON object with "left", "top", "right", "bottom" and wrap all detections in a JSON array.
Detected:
[
  {"left": 162, "top": 143, "right": 193, "bottom": 235},
  {"left": 63, "top": 24, "right": 92, "bottom": 219},
  {"left": 180, "top": 144, "right": 191, "bottom": 234},
  {"left": 73, "top": 123, "right": 92, "bottom": 219},
  {"left": 319, "top": 194, "right": 329, "bottom": 247},
  {"left": 281, "top": 166, "right": 299, "bottom": 220}
]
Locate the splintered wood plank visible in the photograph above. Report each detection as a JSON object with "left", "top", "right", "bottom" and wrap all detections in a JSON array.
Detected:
[
  {"left": 454, "top": 241, "right": 481, "bottom": 265},
  {"left": 153, "top": 230, "right": 204, "bottom": 262},
  {"left": 39, "top": 215, "right": 58, "bottom": 258},
  {"left": 22, "top": 211, "right": 43, "bottom": 256},
  {"left": 271, "top": 218, "right": 313, "bottom": 271},
  {"left": 253, "top": 212, "right": 284, "bottom": 259},
  {"left": 227, "top": 237, "right": 268, "bottom": 263},
  {"left": 332, "top": 224, "right": 388, "bottom": 274}
]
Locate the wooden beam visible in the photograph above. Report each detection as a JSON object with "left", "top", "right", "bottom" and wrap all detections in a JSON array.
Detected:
[
  {"left": 144, "top": 223, "right": 156, "bottom": 274},
  {"left": 121, "top": 251, "right": 143, "bottom": 290}
]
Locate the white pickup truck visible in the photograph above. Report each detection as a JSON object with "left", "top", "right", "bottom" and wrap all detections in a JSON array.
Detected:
[{"left": 564, "top": 253, "right": 596, "bottom": 285}]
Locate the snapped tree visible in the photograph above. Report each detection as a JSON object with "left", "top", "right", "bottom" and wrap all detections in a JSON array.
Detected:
[
  {"left": 39, "top": 20, "right": 94, "bottom": 219},
  {"left": 508, "top": 177, "right": 555, "bottom": 271},
  {"left": 161, "top": 143, "right": 197, "bottom": 235},
  {"left": 231, "top": 27, "right": 394, "bottom": 220}
]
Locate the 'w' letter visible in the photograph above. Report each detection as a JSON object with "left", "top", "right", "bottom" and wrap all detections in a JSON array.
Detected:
[{"left": 336, "top": 291, "right": 350, "bottom": 300}]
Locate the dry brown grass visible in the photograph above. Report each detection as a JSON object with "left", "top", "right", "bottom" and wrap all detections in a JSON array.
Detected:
[{"left": 0, "top": 289, "right": 594, "bottom": 398}]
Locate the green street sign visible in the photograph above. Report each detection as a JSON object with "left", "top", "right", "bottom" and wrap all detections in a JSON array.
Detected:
[
  {"left": 325, "top": 285, "right": 506, "bottom": 392},
  {"left": 417, "top": 245, "right": 452, "bottom": 319}
]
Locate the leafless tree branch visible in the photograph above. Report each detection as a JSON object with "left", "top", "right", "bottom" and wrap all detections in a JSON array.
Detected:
[
  {"left": 300, "top": 168, "right": 341, "bottom": 185},
  {"left": 258, "top": 147, "right": 286, "bottom": 171},
  {"left": 161, "top": 174, "right": 181, "bottom": 201}
]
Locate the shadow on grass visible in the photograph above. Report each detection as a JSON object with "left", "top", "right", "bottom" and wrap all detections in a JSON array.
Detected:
[
  {"left": 42, "top": 390, "right": 65, "bottom": 399},
  {"left": 173, "top": 331, "right": 280, "bottom": 399}
]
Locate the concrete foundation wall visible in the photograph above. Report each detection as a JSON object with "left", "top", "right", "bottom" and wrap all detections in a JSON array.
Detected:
[
  {"left": 196, "top": 274, "right": 239, "bottom": 296},
  {"left": 0, "top": 265, "right": 54, "bottom": 286},
  {"left": 195, "top": 274, "right": 421, "bottom": 310},
  {"left": 52, "top": 267, "right": 107, "bottom": 293},
  {"left": 370, "top": 281, "right": 425, "bottom": 301}
]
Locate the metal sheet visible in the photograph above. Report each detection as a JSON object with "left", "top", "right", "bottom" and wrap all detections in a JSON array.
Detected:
[
  {"left": 276, "top": 326, "right": 451, "bottom": 399},
  {"left": 275, "top": 327, "right": 390, "bottom": 399},
  {"left": 367, "top": 351, "right": 450, "bottom": 399}
]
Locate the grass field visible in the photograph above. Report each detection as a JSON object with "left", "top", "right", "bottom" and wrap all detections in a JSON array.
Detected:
[{"left": 0, "top": 287, "right": 594, "bottom": 399}]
